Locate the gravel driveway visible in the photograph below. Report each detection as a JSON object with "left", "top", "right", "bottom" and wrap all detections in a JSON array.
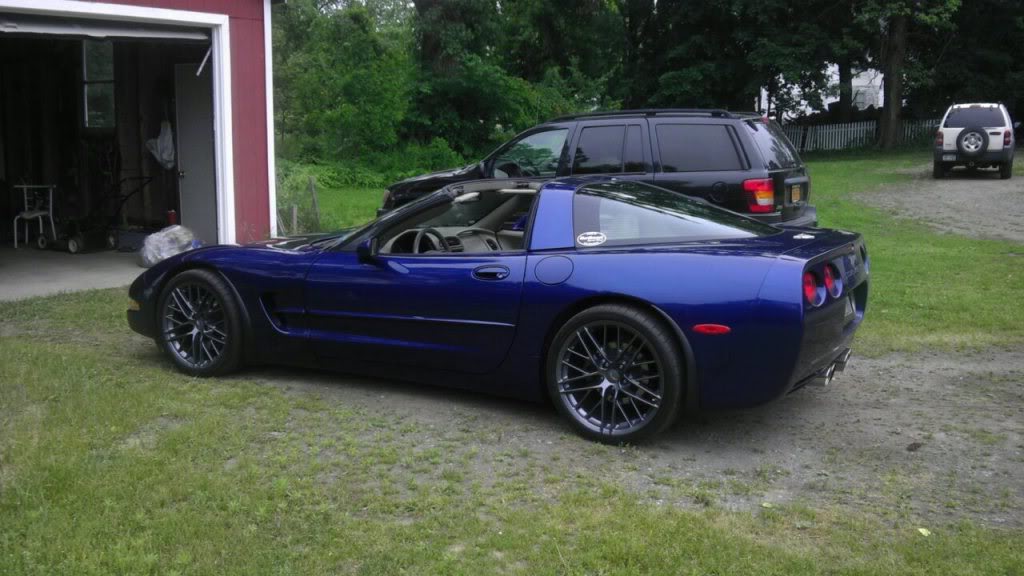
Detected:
[
  {"left": 857, "top": 163, "right": 1024, "bottom": 244},
  {"left": 259, "top": 346, "right": 1024, "bottom": 528}
]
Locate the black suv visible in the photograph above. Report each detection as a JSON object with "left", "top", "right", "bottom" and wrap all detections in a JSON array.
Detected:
[{"left": 381, "top": 109, "right": 817, "bottom": 227}]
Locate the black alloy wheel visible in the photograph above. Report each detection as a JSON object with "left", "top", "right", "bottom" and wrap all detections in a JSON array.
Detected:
[
  {"left": 548, "top": 304, "right": 683, "bottom": 442},
  {"left": 157, "top": 269, "right": 242, "bottom": 376}
]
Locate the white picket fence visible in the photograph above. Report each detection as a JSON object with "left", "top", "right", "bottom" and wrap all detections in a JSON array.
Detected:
[{"left": 781, "top": 118, "right": 940, "bottom": 152}]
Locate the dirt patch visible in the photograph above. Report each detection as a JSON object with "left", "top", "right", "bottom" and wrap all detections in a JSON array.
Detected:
[
  {"left": 254, "top": 346, "right": 1024, "bottom": 528},
  {"left": 856, "top": 162, "right": 1024, "bottom": 244}
]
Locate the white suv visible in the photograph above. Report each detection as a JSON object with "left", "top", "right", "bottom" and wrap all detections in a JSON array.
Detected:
[{"left": 934, "top": 103, "right": 1016, "bottom": 179}]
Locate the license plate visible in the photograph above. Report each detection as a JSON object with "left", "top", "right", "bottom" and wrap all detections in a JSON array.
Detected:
[
  {"left": 791, "top": 185, "right": 802, "bottom": 202},
  {"left": 942, "top": 154, "right": 956, "bottom": 161}
]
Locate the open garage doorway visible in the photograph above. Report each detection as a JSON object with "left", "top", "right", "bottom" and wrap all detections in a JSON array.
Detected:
[{"left": 0, "top": 21, "right": 220, "bottom": 255}]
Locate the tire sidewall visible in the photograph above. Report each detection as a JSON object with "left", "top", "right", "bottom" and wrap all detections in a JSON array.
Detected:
[
  {"left": 957, "top": 126, "right": 989, "bottom": 157},
  {"left": 156, "top": 269, "right": 243, "bottom": 377},
  {"left": 546, "top": 304, "right": 683, "bottom": 443}
]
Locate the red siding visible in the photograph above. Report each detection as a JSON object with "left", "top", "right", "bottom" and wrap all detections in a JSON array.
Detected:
[{"left": 85, "top": 0, "right": 270, "bottom": 241}]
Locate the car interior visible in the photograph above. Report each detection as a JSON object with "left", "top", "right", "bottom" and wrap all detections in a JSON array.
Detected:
[{"left": 378, "top": 182, "right": 541, "bottom": 255}]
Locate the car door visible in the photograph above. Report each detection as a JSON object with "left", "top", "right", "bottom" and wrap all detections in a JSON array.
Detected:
[
  {"left": 567, "top": 119, "right": 652, "bottom": 183},
  {"left": 303, "top": 241, "right": 527, "bottom": 375},
  {"left": 650, "top": 119, "right": 750, "bottom": 211}
]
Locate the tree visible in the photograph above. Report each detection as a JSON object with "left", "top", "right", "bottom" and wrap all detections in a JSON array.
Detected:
[{"left": 858, "top": 0, "right": 960, "bottom": 148}]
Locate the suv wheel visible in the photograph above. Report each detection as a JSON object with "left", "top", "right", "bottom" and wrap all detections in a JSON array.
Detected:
[
  {"left": 1000, "top": 159, "right": 1013, "bottom": 180},
  {"left": 932, "top": 161, "right": 946, "bottom": 179}
]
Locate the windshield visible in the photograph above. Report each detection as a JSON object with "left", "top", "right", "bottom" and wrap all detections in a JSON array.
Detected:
[
  {"left": 573, "top": 181, "right": 778, "bottom": 248},
  {"left": 944, "top": 107, "right": 1005, "bottom": 128}
]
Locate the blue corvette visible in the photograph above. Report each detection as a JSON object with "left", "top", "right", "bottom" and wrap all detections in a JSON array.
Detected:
[{"left": 128, "top": 178, "right": 868, "bottom": 442}]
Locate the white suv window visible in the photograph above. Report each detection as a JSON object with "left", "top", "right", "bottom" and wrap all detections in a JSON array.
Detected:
[{"left": 943, "top": 107, "right": 1006, "bottom": 128}]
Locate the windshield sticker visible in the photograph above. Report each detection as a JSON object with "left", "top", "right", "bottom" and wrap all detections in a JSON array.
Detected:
[{"left": 577, "top": 231, "right": 607, "bottom": 247}]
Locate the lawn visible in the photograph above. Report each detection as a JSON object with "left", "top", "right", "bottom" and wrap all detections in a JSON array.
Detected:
[
  {"left": 3, "top": 151, "right": 1023, "bottom": 573},
  {"left": 2, "top": 289, "right": 1022, "bottom": 574}
]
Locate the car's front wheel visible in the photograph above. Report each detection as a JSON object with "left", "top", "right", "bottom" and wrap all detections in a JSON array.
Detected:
[
  {"left": 547, "top": 304, "right": 683, "bottom": 443},
  {"left": 157, "top": 269, "right": 243, "bottom": 377}
]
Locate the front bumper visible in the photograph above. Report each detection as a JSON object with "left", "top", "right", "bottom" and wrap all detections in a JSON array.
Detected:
[{"left": 126, "top": 271, "right": 159, "bottom": 338}]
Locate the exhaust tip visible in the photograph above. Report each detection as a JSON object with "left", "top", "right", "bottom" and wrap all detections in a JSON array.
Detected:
[
  {"left": 809, "top": 363, "right": 837, "bottom": 387},
  {"left": 834, "top": 348, "right": 853, "bottom": 373}
]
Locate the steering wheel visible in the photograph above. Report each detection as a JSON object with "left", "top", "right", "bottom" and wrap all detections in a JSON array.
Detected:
[
  {"left": 495, "top": 159, "right": 533, "bottom": 177},
  {"left": 413, "top": 227, "right": 449, "bottom": 254}
]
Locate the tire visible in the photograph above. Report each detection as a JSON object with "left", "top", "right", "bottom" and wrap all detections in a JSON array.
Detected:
[
  {"left": 956, "top": 126, "right": 989, "bottom": 158},
  {"left": 546, "top": 304, "right": 683, "bottom": 443},
  {"left": 1001, "top": 159, "right": 1013, "bottom": 180},
  {"left": 67, "top": 235, "right": 83, "bottom": 254},
  {"left": 156, "top": 269, "right": 243, "bottom": 377},
  {"left": 932, "top": 161, "right": 945, "bottom": 179},
  {"left": 36, "top": 234, "right": 49, "bottom": 250}
]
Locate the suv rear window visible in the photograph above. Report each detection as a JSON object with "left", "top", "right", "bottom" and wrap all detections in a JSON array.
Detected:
[
  {"left": 743, "top": 119, "right": 801, "bottom": 170},
  {"left": 573, "top": 181, "right": 778, "bottom": 248},
  {"left": 944, "top": 107, "right": 1005, "bottom": 128}
]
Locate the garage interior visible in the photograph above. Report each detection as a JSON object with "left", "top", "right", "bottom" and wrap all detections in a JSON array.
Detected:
[{"left": 0, "top": 13, "right": 218, "bottom": 270}]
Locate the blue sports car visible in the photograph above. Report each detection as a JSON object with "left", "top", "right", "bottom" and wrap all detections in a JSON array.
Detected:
[{"left": 127, "top": 178, "right": 868, "bottom": 442}]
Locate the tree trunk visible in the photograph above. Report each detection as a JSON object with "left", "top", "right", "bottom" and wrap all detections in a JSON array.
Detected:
[
  {"left": 878, "top": 14, "right": 907, "bottom": 149},
  {"left": 837, "top": 58, "right": 853, "bottom": 123}
]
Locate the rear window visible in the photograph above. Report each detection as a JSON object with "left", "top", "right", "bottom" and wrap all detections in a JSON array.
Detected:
[
  {"left": 944, "top": 107, "right": 1005, "bottom": 128},
  {"left": 573, "top": 181, "right": 778, "bottom": 248},
  {"left": 656, "top": 124, "right": 743, "bottom": 172},
  {"left": 743, "top": 119, "right": 801, "bottom": 170}
]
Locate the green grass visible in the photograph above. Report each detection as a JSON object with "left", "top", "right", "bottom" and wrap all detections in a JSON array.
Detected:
[
  {"left": 316, "top": 187, "right": 382, "bottom": 230},
  {"left": 806, "top": 150, "right": 1024, "bottom": 354},
  {"left": 2, "top": 289, "right": 1023, "bottom": 574}
]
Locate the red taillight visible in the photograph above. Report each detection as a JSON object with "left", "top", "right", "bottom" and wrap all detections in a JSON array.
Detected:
[
  {"left": 823, "top": 264, "right": 842, "bottom": 298},
  {"left": 803, "top": 272, "right": 823, "bottom": 307},
  {"left": 1005, "top": 130, "right": 1012, "bottom": 146},
  {"left": 935, "top": 130, "right": 943, "bottom": 146},
  {"left": 743, "top": 178, "right": 774, "bottom": 213}
]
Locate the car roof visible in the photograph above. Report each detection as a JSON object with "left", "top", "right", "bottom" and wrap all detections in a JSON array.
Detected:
[
  {"left": 949, "top": 103, "right": 1004, "bottom": 109},
  {"left": 548, "top": 108, "right": 739, "bottom": 122}
]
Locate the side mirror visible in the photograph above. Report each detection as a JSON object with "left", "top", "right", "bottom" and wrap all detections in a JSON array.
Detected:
[{"left": 357, "top": 237, "right": 378, "bottom": 263}]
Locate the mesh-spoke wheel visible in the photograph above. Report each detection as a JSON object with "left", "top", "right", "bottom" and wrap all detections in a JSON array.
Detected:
[
  {"left": 548, "top": 305, "right": 682, "bottom": 442},
  {"left": 162, "top": 283, "right": 228, "bottom": 369},
  {"left": 157, "top": 269, "right": 242, "bottom": 376}
]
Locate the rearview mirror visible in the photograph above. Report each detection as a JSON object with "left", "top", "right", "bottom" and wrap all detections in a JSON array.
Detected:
[{"left": 357, "top": 238, "right": 379, "bottom": 263}]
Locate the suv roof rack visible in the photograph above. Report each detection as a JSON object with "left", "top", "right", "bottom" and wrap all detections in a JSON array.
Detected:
[{"left": 550, "top": 108, "right": 736, "bottom": 122}]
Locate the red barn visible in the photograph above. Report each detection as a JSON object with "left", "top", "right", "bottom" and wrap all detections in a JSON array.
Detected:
[{"left": 0, "top": 0, "right": 280, "bottom": 248}]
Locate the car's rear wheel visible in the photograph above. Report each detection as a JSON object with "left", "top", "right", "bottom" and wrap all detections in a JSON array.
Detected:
[
  {"left": 547, "top": 304, "right": 683, "bottom": 443},
  {"left": 1001, "top": 159, "right": 1013, "bottom": 180},
  {"left": 157, "top": 269, "right": 243, "bottom": 377},
  {"left": 932, "top": 161, "right": 946, "bottom": 179}
]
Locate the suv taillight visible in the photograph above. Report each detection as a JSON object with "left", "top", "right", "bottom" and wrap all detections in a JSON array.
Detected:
[
  {"left": 935, "top": 130, "right": 943, "bottom": 146},
  {"left": 743, "top": 178, "right": 774, "bottom": 213},
  {"left": 1005, "top": 130, "right": 1012, "bottom": 146}
]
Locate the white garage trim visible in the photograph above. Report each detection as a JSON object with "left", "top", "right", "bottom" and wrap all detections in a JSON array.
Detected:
[
  {"left": 0, "top": 0, "right": 237, "bottom": 244},
  {"left": 264, "top": 0, "right": 277, "bottom": 238}
]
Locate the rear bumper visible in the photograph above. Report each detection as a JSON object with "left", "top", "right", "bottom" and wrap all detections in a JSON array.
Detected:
[
  {"left": 754, "top": 205, "right": 818, "bottom": 228},
  {"left": 934, "top": 147, "right": 1013, "bottom": 165}
]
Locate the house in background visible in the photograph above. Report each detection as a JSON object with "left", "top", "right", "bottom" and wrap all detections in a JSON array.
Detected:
[{"left": 0, "top": 0, "right": 281, "bottom": 248}]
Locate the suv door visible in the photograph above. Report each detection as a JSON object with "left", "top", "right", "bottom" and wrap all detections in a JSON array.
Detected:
[
  {"left": 566, "top": 119, "right": 652, "bottom": 182},
  {"left": 649, "top": 119, "right": 750, "bottom": 211}
]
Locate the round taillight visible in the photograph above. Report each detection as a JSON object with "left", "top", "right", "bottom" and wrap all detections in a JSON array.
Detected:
[
  {"left": 803, "top": 272, "right": 823, "bottom": 307},
  {"left": 823, "top": 264, "right": 842, "bottom": 298}
]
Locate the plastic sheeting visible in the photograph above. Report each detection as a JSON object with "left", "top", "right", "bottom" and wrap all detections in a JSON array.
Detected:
[{"left": 139, "top": 225, "right": 201, "bottom": 268}]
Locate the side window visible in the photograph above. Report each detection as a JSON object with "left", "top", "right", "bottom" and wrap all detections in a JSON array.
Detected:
[
  {"left": 657, "top": 124, "right": 742, "bottom": 172},
  {"left": 624, "top": 125, "right": 644, "bottom": 172},
  {"left": 492, "top": 129, "right": 568, "bottom": 178},
  {"left": 573, "top": 125, "right": 624, "bottom": 174},
  {"left": 572, "top": 124, "right": 645, "bottom": 174}
]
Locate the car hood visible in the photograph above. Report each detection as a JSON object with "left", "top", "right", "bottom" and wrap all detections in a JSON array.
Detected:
[{"left": 389, "top": 164, "right": 477, "bottom": 189}]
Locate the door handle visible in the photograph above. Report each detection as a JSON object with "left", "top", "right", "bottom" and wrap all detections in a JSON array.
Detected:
[{"left": 473, "top": 265, "right": 510, "bottom": 281}]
